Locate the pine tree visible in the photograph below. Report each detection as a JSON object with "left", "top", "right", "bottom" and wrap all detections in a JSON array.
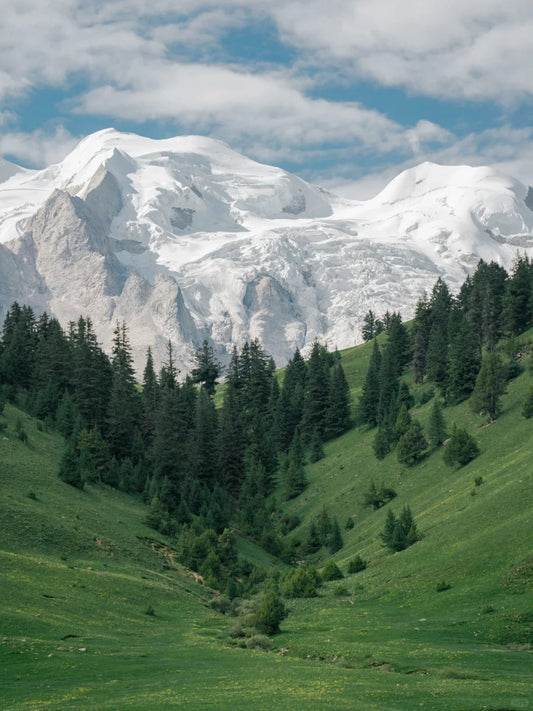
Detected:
[
  {"left": 393, "top": 404, "right": 412, "bottom": 442},
  {"left": 107, "top": 322, "right": 140, "bottom": 460},
  {"left": 469, "top": 351, "right": 507, "bottom": 420},
  {"left": 411, "top": 294, "right": 431, "bottom": 383},
  {"left": 427, "top": 398, "right": 447, "bottom": 448},
  {"left": 445, "top": 308, "right": 481, "bottom": 404},
  {"left": 191, "top": 340, "right": 222, "bottom": 396},
  {"left": 301, "top": 341, "right": 330, "bottom": 441},
  {"left": 328, "top": 517, "right": 343, "bottom": 553},
  {"left": 58, "top": 441, "right": 83, "bottom": 488},
  {"left": 362, "top": 310, "right": 382, "bottom": 341},
  {"left": 443, "top": 425, "right": 480, "bottom": 468},
  {"left": 326, "top": 362, "right": 351, "bottom": 438},
  {"left": 501, "top": 255, "right": 532, "bottom": 336},
  {"left": 396, "top": 420, "right": 427, "bottom": 466},
  {"left": 253, "top": 588, "right": 287, "bottom": 635},
  {"left": 359, "top": 339, "right": 381, "bottom": 426},
  {"left": 141, "top": 347, "right": 158, "bottom": 447},
  {"left": 522, "top": 385, "right": 533, "bottom": 418}
]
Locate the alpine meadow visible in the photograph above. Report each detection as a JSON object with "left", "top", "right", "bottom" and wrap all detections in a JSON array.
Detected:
[{"left": 1, "top": 255, "right": 532, "bottom": 711}]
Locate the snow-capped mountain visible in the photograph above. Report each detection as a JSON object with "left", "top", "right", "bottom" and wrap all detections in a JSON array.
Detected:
[{"left": 0, "top": 128, "right": 532, "bottom": 373}]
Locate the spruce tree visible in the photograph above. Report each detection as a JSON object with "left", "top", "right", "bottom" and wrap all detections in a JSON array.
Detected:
[
  {"left": 396, "top": 420, "right": 427, "bottom": 466},
  {"left": 427, "top": 398, "right": 447, "bottom": 448},
  {"left": 443, "top": 425, "right": 480, "bottom": 468},
  {"left": 445, "top": 309, "right": 481, "bottom": 404},
  {"left": 107, "top": 322, "right": 140, "bottom": 460},
  {"left": 326, "top": 362, "right": 351, "bottom": 438},
  {"left": 191, "top": 340, "right": 222, "bottom": 396},
  {"left": 359, "top": 339, "right": 381, "bottom": 426},
  {"left": 469, "top": 351, "right": 507, "bottom": 420},
  {"left": 522, "top": 385, "right": 533, "bottom": 418},
  {"left": 301, "top": 341, "right": 330, "bottom": 441}
]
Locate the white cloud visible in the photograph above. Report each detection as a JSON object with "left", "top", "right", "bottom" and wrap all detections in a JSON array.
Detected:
[
  {"left": 270, "top": 0, "right": 533, "bottom": 103},
  {"left": 0, "top": 126, "right": 79, "bottom": 167}
]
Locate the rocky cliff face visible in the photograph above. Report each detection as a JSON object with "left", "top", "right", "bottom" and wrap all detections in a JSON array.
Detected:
[{"left": 0, "top": 129, "right": 532, "bottom": 374}]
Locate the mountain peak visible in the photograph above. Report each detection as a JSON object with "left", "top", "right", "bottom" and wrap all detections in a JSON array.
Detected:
[{"left": 1, "top": 130, "right": 533, "bottom": 373}]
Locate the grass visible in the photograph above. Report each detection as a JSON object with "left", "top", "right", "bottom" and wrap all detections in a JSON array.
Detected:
[{"left": 1, "top": 338, "right": 532, "bottom": 709}]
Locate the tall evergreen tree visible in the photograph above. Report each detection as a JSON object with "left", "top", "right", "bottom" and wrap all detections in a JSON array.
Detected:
[
  {"left": 191, "top": 340, "right": 222, "bottom": 396},
  {"left": 301, "top": 341, "right": 330, "bottom": 440},
  {"left": 141, "top": 347, "right": 158, "bottom": 447},
  {"left": 501, "top": 255, "right": 532, "bottom": 336},
  {"left": 427, "top": 398, "right": 447, "bottom": 448},
  {"left": 469, "top": 351, "right": 507, "bottom": 420},
  {"left": 359, "top": 339, "right": 381, "bottom": 426},
  {"left": 326, "top": 362, "right": 351, "bottom": 438},
  {"left": 445, "top": 308, "right": 481, "bottom": 404},
  {"left": 107, "top": 322, "right": 140, "bottom": 460}
]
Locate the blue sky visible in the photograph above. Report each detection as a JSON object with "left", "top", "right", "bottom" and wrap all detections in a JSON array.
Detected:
[{"left": 1, "top": 1, "right": 532, "bottom": 198}]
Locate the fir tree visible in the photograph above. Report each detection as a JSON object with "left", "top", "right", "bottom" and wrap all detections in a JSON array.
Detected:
[
  {"left": 58, "top": 441, "right": 83, "bottom": 488},
  {"left": 522, "top": 385, "right": 533, "bottom": 418},
  {"left": 328, "top": 517, "right": 343, "bottom": 553},
  {"left": 191, "top": 340, "right": 222, "bottom": 396},
  {"left": 396, "top": 420, "right": 427, "bottom": 466},
  {"left": 358, "top": 339, "right": 381, "bottom": 426},
  {"left": 427, "top": 398, "right": 447, "bottom": 448},
  {"left": 141, "top": 347, "right": 158, "bottom": 447},
  {"left": 253, "top": 588, "right": 287, "bottom": 635},
  {"left": 445, "top": 308, "right": 481, "bottom": 404},
  {"left": 107, "top": 322, "right": 140, "bottom": 460},
  {"left": 301, "top": 341, "right": 330, "bottom": 440},
  {"left": 326, "top": 362, "right": 351, "bottom": 438},
  {"left": 443, "top": 425, "right": 480, "bottom": 468},
  {"left": 501, "top": 255, "right": 532, "bottom": 336},
  {"left": 469, "top": 351, "right": 507, "bottom": 420}
]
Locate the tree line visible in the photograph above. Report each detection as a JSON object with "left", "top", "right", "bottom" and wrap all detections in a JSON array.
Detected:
[{"left": 359, "top": 255, "right": 533, "bottom": 465}]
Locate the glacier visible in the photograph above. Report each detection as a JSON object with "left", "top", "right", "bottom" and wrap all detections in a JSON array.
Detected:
[{"left": 0, "top": 128, "right": 532, "bottom": 374}]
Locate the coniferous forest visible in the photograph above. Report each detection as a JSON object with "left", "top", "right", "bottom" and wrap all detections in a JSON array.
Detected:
[
  {"left": 2, "top": 255, "right": 533, "bottom": 711},
  {"left": 2, "top": 254, "right": 533, "bottom": 601}
]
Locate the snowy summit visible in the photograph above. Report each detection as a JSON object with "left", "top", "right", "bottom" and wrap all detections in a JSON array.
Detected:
[{"left": 0, "top": 129, "right": 532, "bottom": 372}]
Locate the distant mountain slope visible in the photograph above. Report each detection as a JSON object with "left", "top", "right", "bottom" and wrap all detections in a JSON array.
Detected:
[{"left": 1, "top": 129, "right": 532, "bottom": 372}]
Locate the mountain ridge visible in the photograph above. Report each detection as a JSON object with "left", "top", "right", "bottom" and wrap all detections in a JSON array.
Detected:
[{"left": 1, "top": 129, "right": 532, "bottom": 373}]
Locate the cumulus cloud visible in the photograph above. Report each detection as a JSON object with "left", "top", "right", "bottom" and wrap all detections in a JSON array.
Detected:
[
  {"left": 0, "top": 126, "right": 79, "bottom": 167},
  {"left": 270, "top": 0, "right": 533, "bottom": 103}
]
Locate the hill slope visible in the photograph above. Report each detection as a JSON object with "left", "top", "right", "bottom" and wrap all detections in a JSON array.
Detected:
[{"left": 2, "top": 329, "right": 533, "bottom": 709}]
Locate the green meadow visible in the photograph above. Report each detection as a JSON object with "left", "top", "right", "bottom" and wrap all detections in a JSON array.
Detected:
[{"left": 1, "top": 337, "right": 532, "bottom": 710}]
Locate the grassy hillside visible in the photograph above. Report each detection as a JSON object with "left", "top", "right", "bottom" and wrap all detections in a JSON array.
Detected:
[{"left": 1, "top": 336, "right": 532, "bottom": 710}]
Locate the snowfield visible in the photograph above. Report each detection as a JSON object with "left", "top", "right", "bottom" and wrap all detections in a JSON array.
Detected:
[{"left": 0, "top": 128, "right": 532, "bottom": 373}]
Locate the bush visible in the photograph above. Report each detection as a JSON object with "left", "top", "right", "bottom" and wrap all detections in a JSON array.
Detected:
[
  {"left": 321, "top": 560, "right": 344, "bottom": 581},
  {"left": 443, "top": 426, "right": 480, "bottom": 468},
  {"left": 436, "top": 580, "right": 451, "bottom": 592},
  {"left": 332, "top": 584, "right": 349, "bottom": 597},
  {"left": 381, "top": 506, "right": 419, "bottom": 553},
  {"left": 252, "top": 589, "right": 287, "bottom": 635},
  {"left": 362, "top": 480, "right": 396, "bottom": 510},
  {"left": 282, "top": 566, "right": 321, "bottom": 598},
  {"left": 347, "top": 555, "right": 367, "bottom": 574},
  {"left": 246, "top": 635, "right": 273, "bottom": 651}
]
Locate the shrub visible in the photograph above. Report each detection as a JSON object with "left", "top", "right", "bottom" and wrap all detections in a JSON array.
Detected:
[
  {"left": 344, "top": 517, "right": 354, "bottom": 530},
  {"left": 362, "top": 480, "right": 396, "bottom": 510},
  {"left": 282, "top": 566, "right": 321, "bottom": 598},
  {"left": 443, "top": 426, "right": 480, "bottom": 468},
  {"left": 333, "top": 584, "right": 349, "bottom": 597},
  {"left": 252, "top": 589, "right": 287, "bottom": 635},
  {"left": 246, "top": 635, "right": 273, "bottom": 651},
  {"left": 436, "top": 580, "right": 451, "bottom": 592},
  {"left": 321, "top": 561, "right": 344, "bottom": 581},
  {"left": 397, "top": 420, "right": 428, "bottom": 466},
  {"left": 347, "top": 555, "right": 367, "bottom": 574},
  {"left": 381, "top": 506, "right": 419, "bottom": 553}
]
